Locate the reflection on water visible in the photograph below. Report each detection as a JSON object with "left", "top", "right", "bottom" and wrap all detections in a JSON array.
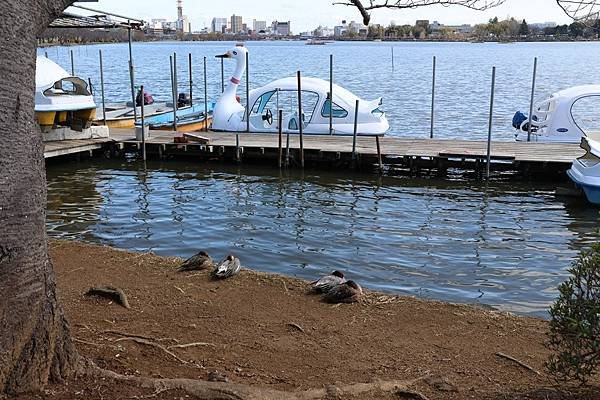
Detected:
[{"left": 46, "top": 160, "right": 600, "bottom": 317}]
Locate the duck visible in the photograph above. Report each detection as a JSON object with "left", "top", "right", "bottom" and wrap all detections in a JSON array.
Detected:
[
  {"left": 212, "top": 45, "right": 248, "bottom": 132},
  {"left": 211, "top": 255, "right": 241, "bottom": 280},
  {"left": 178, "top": 251, "right": 214, "bottom": 272},
  {"left": 322, "top": 280, "right": 363, "bottom": 304},
  {"left": 310, "top": 270, "right": 346, "bottom": 294}
]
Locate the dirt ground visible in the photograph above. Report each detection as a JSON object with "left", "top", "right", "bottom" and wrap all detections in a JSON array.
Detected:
[{"left": 12, "top": 241, "right": 600, "bottom": 399}]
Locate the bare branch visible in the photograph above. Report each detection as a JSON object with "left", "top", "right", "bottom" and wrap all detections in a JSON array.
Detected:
[
  {"left": 334, "top": 0, "right": 507, "bottom": 25},
  {"left": 557, "top": 0, "right": 600, "bottom": 22}
]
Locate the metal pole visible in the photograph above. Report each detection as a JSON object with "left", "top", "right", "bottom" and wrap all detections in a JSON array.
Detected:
[
  {"left": 204, "top": 56, "right": 208, "bottom": 132},
  {"left": 297, "top": 71, "right": 304, "bottom": 168},
  {"left": 188, "top": 53, "right": 193, "bottom": 103},
  {"left": 376, "top": 136, "right": 383, "bottom": 173},
  {"left": 430, "top": 56, "right": 436, "bottom": 139},
  {"left": 329, "top": 54, "right": 333, "bottom": 135},
  {"left": 140, "top": 85, "right": 146, "bottom": 161},
  {"left": 170, "top": 55, "right": 177, "bottom": 132},
  {"left": 486, "top": 66, "right": 496, "bottom": 180},
  {"left": 352, "top": 99, "right": 359, "bottom": 161},
  {"left": 174, "top": 53, "right": 179, "bottom": 131},
  {"left": 45, "top": 51, "right": 48, "bottom": 58},
  {"left": 278, "top": 109, "right": 283, "bottom": 168},
  {"left": 70, "top": 50, "right": 74, "bottom": 75},
  {"left": 236, "top": 134, "right": 240, "bottom": 162},
  {"left": 99, "top": 50, "right": 107, "bottom": 126},
  {"left": 221, "top": 57, "right": 225, "bottom": 93},
  {"left": 391, "top": 47, "right": 394, "bottom": 70},
  {"left": 527, "top": 57, "right": 538, "bottom": 142},
  {"left": 88, "top": 78, "right": 93, "bottom": 95},
  {"left": 285, "top": 129, "right": 290, "bottom": 167},
  {"left": 246, "top": 51, "right": 250, "bottom": 133},
  {"left": 128, "top": 28, "right": 137, "bottom": 122}
]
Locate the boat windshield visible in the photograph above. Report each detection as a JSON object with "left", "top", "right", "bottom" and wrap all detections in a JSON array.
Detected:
[
  {"left": 250, "top": 89, "right": 320, "bottom": 127},
  {"left": 43, "top": 77, "right": 91, "bottom": 97},
  {"left": 321, "top": 100, "right": 348, "bottom": 118},
  {"left": 572, "top": 95, "right": 600, "bottom": 137}
]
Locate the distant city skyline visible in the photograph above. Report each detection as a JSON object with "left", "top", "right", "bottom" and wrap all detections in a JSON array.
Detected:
[{"left": 70, "top": 0, "right": 573, "bottom": 33}]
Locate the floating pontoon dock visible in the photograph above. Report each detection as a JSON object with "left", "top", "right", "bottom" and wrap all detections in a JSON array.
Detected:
[{"left": 43, "top": 129, "right": 584, "bottom": 179}]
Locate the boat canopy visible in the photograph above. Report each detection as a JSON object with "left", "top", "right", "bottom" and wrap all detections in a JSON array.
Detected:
[
  {"left": 35, "top": 56, "right": 96, "bottom": 112},
  {"left": 513, "top": 84, "right": 600, "bottom": 143}
]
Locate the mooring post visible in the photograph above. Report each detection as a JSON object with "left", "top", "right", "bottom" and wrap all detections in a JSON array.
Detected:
[
  {"left": 170, "top": 55, "right": 177, "bottom": 132},
  {"left": 140, "top": 84, "right": 146, "bottom": 161},
  {"left": 391, "top": 47, "right": 394, "bottom": 70},
  {"left": 204, "top": 56, "right": 208, "bottom": 132},
  {"left": 285, "top": 130, "right": 290, "bottom": 167},
  {"left": 221, "top": 57, "right": 225, "bottom": 93},
  {"left": 45, "top": 51, "right": 48, "bottom": 58},
  {"left": 527, "top": 57, "right": 538, "bottom": 142},
  {"left": 329, "top": 54, "right": 333, "bottom": 135},
  {"left": 486, "top": 66, "right": 496, "bottom": 180},
  {"left": 188, "top": 53, "right": 193, "bottom": 103},
  {"left": 352, "top": 99, "right": 359, "bottom": 162},
  {"left": 99, "top": 50, "right": 107, "bottom": 126},
  {"left": 128, "top": 28, "right": 137, "bottom": 122},
  {"left": 246, "top": 51, "right": 250, "bottom": 133},
  {"left": 297, "top": 71, "right": 304, "bottom": 168},
  {"left": 88, "top": 78, "right": 93, "bottom": 95},
  {"left": 376, "top": 135, "right": 383, "bottom": 173},
  {"left": 278, "top": 109, "right": 283, "bottom": 168},
  {"left": 70, "top": 49, "right": 75, "bottom": 75},
  {"left": 235, "top": 134, "right": 240, "bottom": 162},
  {"left": 430, "top": 56, "right": 436, "bottom": 139}
]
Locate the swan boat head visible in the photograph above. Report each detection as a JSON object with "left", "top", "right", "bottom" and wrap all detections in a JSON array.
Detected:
[{"left": 212, "top": 45, "right": 248, "bottom": 132}]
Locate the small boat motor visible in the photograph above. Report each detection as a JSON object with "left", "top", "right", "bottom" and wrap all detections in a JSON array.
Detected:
[
  {"left": 512, "top": 111, "right": 537, "bottom": 132},
  {"left": 178, "top": 93, "right": 192, "bottom": 108}
]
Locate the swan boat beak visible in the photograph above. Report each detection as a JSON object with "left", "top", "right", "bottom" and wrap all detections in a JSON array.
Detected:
[{"left": 215, "top": 52, "right": 231, "bottom": 59}]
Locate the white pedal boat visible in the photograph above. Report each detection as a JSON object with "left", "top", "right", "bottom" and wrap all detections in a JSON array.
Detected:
[
  {"left": 212, "top": 45, "right": 389, "bottom": 135},
  {"left": 568, "top": 136, "right": 600, "bottom": 205},
  {"left": 35, "top": 56, "right": 96, "bottom": 132},
  {"left": 512, "top": 85, "right": 600, "bottom": 143}
]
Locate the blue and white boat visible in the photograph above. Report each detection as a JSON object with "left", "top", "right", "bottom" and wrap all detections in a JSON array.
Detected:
[
  {"left": 567, "top": 136, "right": 600, "bottom": 205},
  {"left": 136, "top": 103, "right": 214, "bottom": 132}
]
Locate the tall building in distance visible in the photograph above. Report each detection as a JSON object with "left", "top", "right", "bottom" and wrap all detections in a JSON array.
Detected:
[
  {"left": 253, "top": 19, "right": 267, "bottom": 33},
  {"left": 176, "top": 0, "right": 191, "bottom": 33},
  {"left": 271, "top": 20, "right": 291, "bottom": 36},
  {"left": 211, "top": 17, "right": 228, "bottom": 33},
  {"left": 230, "top": 15, "right": 243, "bottom": 34}
]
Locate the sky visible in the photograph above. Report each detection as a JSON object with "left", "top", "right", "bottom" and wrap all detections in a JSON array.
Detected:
[{"left": 71, "top": 0, "right": 573, "bottom": 32}]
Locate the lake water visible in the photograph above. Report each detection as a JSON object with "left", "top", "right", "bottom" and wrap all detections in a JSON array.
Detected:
[
  {"left": 46, "top": 159, "right": 600, "bottom": 317},
  {"left": 39, "top": 40, "right": 600, "bottom": 140}
]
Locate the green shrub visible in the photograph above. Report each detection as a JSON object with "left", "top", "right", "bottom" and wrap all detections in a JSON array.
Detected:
[{"left": 547, "top": 243, "right": 600, "bottom": 384}]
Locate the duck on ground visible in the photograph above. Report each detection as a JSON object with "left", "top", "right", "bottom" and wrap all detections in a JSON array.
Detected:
[
  {"left": 322, "top": 280, "right": 363, "bottom": 304},
  {"left": 178, "top": 251, "right": 214, "bottom": 272},
  {"left": 211, "top": 255, "right": 241, "bottom": 280},
  {"left": 310, "top": 270, "right": 346, "bottom": 294}
]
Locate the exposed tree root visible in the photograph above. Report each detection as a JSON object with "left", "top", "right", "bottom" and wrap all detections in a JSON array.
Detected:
[
  {"left": 495, "top": 352, "right": 541, "bottom": 375},
  {"left": 85, "top": 286, "right": 130, "bottom": 309},
  {"left": 86, "top": 365, "right": 426, "bottom": 400},
  {"left": 114, "top": 337, "right": 188, "bottom": 365}
]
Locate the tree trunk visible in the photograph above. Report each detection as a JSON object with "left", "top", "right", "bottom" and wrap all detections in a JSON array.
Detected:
[{"left": 0, "top": 0, "right": 76, "bottom": 395}]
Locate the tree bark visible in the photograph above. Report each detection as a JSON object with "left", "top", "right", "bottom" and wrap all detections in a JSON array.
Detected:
[{"left": 0, "top": 0, "right": 76, "bottom": 395}]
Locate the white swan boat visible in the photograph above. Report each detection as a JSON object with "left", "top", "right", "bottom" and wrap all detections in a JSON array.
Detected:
[
  {"left": 512, "top": 85, "right": 600, "bottom": 143},
  {"left": 35, "top": 56, "right": 96, "bottom": 132},
  {"left": 212, "top": 45, "right": 389, "bottom": 135},
  {"left": 567, "top": 136, "right": 600, "bottom": 205}
]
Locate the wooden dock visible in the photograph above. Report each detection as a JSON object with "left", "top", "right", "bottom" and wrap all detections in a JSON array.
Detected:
[{"left": 43, "top": 129, "right": 585, "bottom": 178}]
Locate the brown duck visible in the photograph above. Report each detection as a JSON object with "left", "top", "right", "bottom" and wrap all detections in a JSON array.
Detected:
[
  {"left": 178, "top": 251, "right": 214, "bottom": 272},
  {"left": 322, "top": 280, "right": 363, "bottom": 303},
  {"left": 310, "top": 270, "right": 346, "bottom": 294}
]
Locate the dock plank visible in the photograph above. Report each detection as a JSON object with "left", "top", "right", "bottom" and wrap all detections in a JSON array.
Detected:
[{"left": 47, "top": 128, "right": 585, "bottom": 166}]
